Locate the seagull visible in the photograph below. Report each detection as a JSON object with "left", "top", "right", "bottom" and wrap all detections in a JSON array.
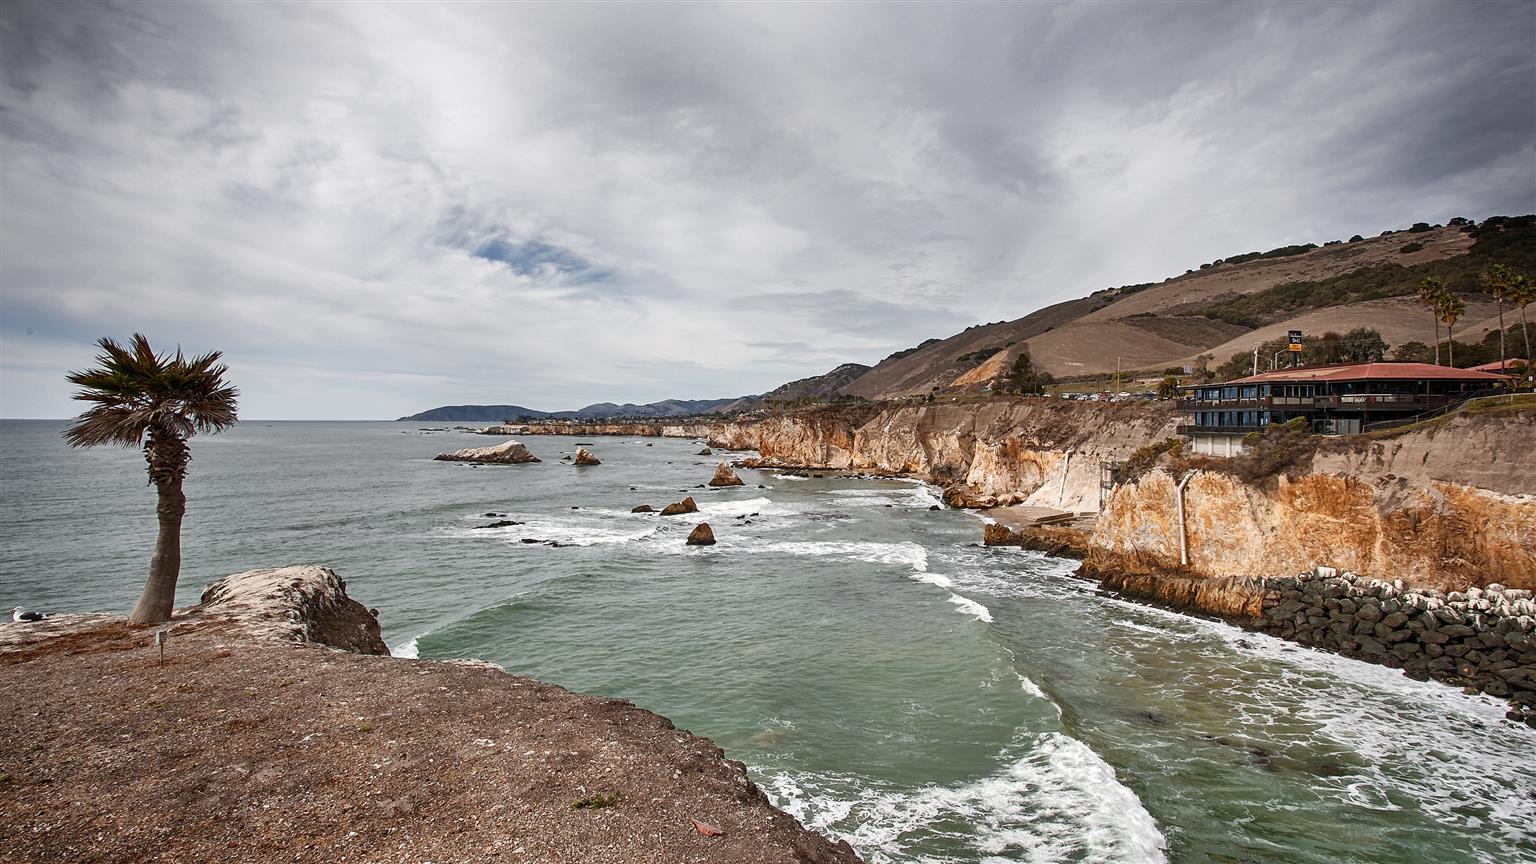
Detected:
[{"left": 10, "top": 606, "right": 48, "bottom": 623}]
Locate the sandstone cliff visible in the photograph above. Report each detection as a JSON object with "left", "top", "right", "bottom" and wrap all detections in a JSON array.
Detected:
[
  {"left": 1089, "top": 413, "right": 1536, "bottom": 592},
  {"left": 710, "top": 400, "right": 1178, "bottom": 512}
]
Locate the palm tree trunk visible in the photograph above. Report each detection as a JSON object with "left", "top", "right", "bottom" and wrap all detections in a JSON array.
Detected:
[
  {"left": 129, "top": 477, "right": 185, "bottom": 625},
  {"left": 1497, "top": 301, "right": 1506, "bottom": 370},
  {"left": 1432, "top": 315, "right": 1440, "bottom": 365},
  {"left": 1447, "top": 324, "right": 1455, "bottom": 367},
  {"left": 1521, "top": 304, "right": 1532, "bottom": 384}
]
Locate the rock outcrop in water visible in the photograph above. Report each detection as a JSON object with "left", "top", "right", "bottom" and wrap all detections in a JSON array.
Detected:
[
  {"left": 687, "top": 523, "right": 717, "bottom": 546},
  {"left": 434, "top": 439, "right": 541, "bottom": 464},
  {"left": 0, "top": 568, "right": 864, "bottom": 863},
  {"left": 709, "top": 460, "right": 745, "bottom": 487},
  {"left": 574, "top": 446, "right": 601, "bottom": 465},
  {"left": 661, "top": 496, "right": 700, "bottom": 516}
]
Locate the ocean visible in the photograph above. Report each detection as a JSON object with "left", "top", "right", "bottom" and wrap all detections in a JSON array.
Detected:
[{"left": 2, "top": 419, "right": 1532, "bottom": 863}]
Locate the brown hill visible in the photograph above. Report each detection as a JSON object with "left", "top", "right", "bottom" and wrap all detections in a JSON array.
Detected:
[{"left": 835, "top": 217, "right": 1531, "bottom": 397}]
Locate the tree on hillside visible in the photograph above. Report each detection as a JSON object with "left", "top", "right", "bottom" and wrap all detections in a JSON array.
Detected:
[
  {"left": 1480, "top": 263, "right": 1520, "bottom": 371},
  {"left": 1193, "top": 353, "right": 1215, "bottom": 382},
  {"left": 1391, "top": 341, "right": 1431, "bottom": 363},
  {"left": 1502, "top": 271, "right": 1533, "bottom": 379},
  {"left": 1418, "top": 276, "right": 1448, "bottom": 365},
  {"left": 1435, "top": 291, "right": 1467, "bottom": 367},
  {"left": 63, "top": 335, "right": 239, "bottom": 625},
  {"left": 998, "top": 350, "right": 1053, "bottom": 395},
  {"left": 1156, "top": 375, "right": 1180, "bottom": 400}
]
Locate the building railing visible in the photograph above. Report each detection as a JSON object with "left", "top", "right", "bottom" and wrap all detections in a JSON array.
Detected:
[
  {"left": 1181, "top": 394, "right": 1462, "bottom": 411},
  {"left": 1177, "top": 424, "right": 1263, "bottom": 436}
]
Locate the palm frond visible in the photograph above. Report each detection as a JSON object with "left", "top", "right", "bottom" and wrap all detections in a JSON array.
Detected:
[{"left": 64, "top": 333, "right": 240, "bottom": 451}]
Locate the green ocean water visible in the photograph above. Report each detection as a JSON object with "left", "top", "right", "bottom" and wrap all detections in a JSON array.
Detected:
[{"left": 2, "top": 420, "right": 1532, "bottom": 863}]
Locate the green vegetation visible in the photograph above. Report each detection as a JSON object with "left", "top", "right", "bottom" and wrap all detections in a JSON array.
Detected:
[
  {"left": 1211, "top": 327, "right": 1387, "bottom": 381},
  {"left": 63, "top": 335, "right": 239, "bottom": 625},
  {"left": 1399, "top": 241, "right": 1424, "bottom": 254},
  {"left": 1227, "top": 418, "right": 1317, "bottom": 483},
  {"left": 1119, "top": 438, "right": 1184, "bottom": 483},
  {"left": 956, "top": 346, "right": 1005, "bottom": 366},
  {"left": 1191, "top": 216, "right": 1535, "bottom": 328},
  {"left": 573, "top": 792, "right": 620, "bottom": 809},
  {"left": 997, "top": 350, "right": 1054, "bottom": 394}
]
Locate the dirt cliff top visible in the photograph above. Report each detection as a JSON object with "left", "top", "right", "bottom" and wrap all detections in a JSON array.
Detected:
[{"left": 0, "top": 568, "right": 860, "bottom": 864}]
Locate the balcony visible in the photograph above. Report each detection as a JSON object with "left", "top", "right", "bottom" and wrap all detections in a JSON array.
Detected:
[{"left": 1177, "top": 424, "right": 1263, "bottom": 436}]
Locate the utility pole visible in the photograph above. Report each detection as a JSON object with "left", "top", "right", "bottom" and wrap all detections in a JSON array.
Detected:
[{"left": 1252, "top": 346, "right": 1259, "bottom": 376}]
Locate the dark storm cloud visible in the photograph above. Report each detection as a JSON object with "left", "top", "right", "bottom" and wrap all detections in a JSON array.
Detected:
[{"left": 1, "top": 0, "right": 1532, "bottom": 418}]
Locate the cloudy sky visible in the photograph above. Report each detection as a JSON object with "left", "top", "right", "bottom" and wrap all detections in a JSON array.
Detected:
[{"left": 3, "top": 1, "right": 1533, "bottom": 419}]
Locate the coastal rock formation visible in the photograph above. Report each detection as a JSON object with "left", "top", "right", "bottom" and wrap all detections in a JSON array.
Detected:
[
  {"left": 434, "top": 439, "right": 541, "bottom": 464},
  {"left": 632, "top": 504, "right": 656, "bottom": 513},
  {"left": 197, "top": 565, "right": 388, "bottom": 655},
  {"left": 709, "top": 460, "right": 745, "bottom": 487},
  {"left": 660, "top": 496, "right": 700, "bottom": 516},
  {"left": 687, "top": 523, "right": 717, "bottom": 546},
  {"left": 705, "top": 400, "right": 1177, "bottom": 512},
  {"left": 698, "top": 448, "right": 713, "bottom": 455},
  {"left": 1088, "top": 466, "right": 1536, "bottom": 592},
  {"left": 0, "top": 569, "right": 863, "bottom": 863},
  {"left": 574, "top": 446, "right": 601, "bottom": 465}
]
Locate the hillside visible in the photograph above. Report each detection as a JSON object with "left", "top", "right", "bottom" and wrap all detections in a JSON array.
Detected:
[
  {"left": 838, "top": 217, "right": 1533, "bottom": 398},
  {"left": 399, "top": 397, "right": 740, "bottom": 422}
]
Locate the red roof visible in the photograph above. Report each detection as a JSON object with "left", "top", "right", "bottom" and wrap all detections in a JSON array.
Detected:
[
  {"left": 1469, "top": 359, "right": 1527, "bottom": 372},
  {"left": 1222, "top": 362, "right": 1511, "bottom": 385}
]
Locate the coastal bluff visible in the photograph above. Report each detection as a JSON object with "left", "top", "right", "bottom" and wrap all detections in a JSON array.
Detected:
[{"left": 0, "top": 566, "right": 861, "bottom": 864}]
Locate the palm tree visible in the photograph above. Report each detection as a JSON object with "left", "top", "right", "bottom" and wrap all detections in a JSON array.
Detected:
[
  {"left": 1418, "top": 276, "right": 1447, "bottom": 365},
  {"left": 1480, "top": 264, "right": 1518, "bottom": 371},
  {"left": 63, "top": 335, "right": 239, "bottom": 625},
  {"left": 1435, "top": 291, "right": 1467, "bottom": 367},
  {"left": 1505, "top": 272, "right": 1533, "bottom": 380}
]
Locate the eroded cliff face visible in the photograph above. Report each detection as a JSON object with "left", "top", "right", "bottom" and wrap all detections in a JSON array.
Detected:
[
  {"left": 710, "top": 400, "right": 1178, "bottom": 511},
  {"left": 1089, "top": 444, "right": 1536, "bottom": 592}
]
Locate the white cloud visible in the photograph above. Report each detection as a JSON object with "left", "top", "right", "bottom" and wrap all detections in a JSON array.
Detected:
[{"left": 1, "top": 0, "right": 1532, "bottom": 418}]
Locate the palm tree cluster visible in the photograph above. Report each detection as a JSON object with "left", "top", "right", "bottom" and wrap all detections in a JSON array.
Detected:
[
  {"left": 1418, "top": 267, "right": 1534, "bottom": 374},
  {"left": 64, "top": 334, "right": 239, "bottom": 625}
]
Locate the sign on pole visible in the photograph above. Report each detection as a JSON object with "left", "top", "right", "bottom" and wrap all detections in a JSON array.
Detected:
[{"left": 1287, "top": 330, "right": 1303, "bottom": 353}]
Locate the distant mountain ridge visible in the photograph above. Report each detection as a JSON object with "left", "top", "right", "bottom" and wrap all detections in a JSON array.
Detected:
[{"left": 397, "top": 397, "right": 741, "bottom": 422}]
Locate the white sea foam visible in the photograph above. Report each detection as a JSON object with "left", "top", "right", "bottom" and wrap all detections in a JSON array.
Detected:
[
  {"left": 1015, "top": 673, "right": 1048, "bottom": 701},
  {"left": 947, "top": 593, "right": 994, "bottom": 623},
  {"left": 392, "top": 636, "right": 420, "bottom": 659},
  {"left": 762, "top": 732, "right": 1166, "bottom": 864}
]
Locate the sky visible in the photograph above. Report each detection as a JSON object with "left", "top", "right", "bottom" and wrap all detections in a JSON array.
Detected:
[{"left": 2, "top": 1, "right": 1533, "bottom": 419}]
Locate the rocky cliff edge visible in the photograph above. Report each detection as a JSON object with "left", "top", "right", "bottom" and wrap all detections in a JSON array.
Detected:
[{"left": 0, "top": 566, "right": 862, "bottom": 864}]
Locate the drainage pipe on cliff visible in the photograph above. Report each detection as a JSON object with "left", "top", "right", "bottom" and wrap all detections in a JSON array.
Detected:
[
  {"left": 1057, "top": 449, "right": 1073, "bottom": 508},
  {"left": 1175, "top": 473, "right": 1194, "bottom": 567}
]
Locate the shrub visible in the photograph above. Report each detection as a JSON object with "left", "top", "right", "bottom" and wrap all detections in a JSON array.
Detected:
[
  {"left": 1120, "top": 438, "right": 1185, "bottom": 483},
  {"left": 1399, "top": 241, "right": 1424, "bottom": 254},
  {"left": 1349, "top": 234, "right": 1364, "bottom": 242},
  {"left": 1408, "top": 222, "right": 1433, "bottom": 233}
]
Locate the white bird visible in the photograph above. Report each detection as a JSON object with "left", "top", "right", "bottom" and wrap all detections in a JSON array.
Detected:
[{"left": 10, "top": 606, "right": 48, "bottom": 623}]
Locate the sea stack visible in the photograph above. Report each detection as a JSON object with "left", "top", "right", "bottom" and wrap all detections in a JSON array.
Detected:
[
  {"left": 686, "top": 523, "right": 716, "bottom": 546},
  {"left": 660, "top": 497, "right": 699, "bottom": 516},
  {"left": 434, "top": 440, "right": 541, "bottom": 464},
  {"left": 708, "top": 460, "right": 744, "bottom": 487},
  {"left": 574, "top": 447, "right": 601, "bottom": 466}
]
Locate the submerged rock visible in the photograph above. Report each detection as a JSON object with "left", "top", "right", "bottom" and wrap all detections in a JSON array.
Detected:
[
  {"left": 473, "top": 520, "right": 524, "bottom": 529},
  {"left": 686, "top": 523, "right": 716, "bottom": 546},
  {"left": 632, "top": 504, "right": 655, "bottom": 513},
  {"left": 697, "top": 448, "right": 712, "bottom": 456},
  {"left": 709, "top": 460, "right": 745, "bottom": 487},
  {"left": 660, "top": 497, "right": 699, "bottom": 516},
  {"left": 574, "top": 447, "right": 601, "bottom": 466},
  {"left": 434, "top": 440, "right": 541, "bottom": 464}
]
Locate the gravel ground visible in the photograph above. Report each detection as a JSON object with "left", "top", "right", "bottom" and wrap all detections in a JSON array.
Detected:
[{"left": 0, "top": 614, "right": 861, "bottom": 864}]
